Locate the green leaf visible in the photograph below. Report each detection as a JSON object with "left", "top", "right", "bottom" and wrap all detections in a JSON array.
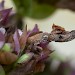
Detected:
[
  {"left": 0, "top": 65, "right": 5, "bottom": 75},
  {"left": 28, "top": 3, "right": 56, "bottom": 19},
  {"left": 2, "top": 43, "right": 11, "bottom": 52},
  {"left": 12, "top": 0, "right": 32, "bottom": 17},
  {"left": 17, "top": 53, "right": 33, "bottom": 63},
  {"left": 12, "top": 0, "right": 56, "bottom": 19}
]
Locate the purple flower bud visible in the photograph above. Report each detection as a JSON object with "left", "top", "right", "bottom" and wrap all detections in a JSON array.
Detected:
[{"left": 0, "top": 31, "right": 5, "bottom": 49}]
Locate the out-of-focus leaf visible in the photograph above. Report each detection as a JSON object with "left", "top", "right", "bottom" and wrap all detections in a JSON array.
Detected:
[
  {"left": 28, "top": 3, "right": 56, "bottom": 19},
  {"left": 0, "top": 51, "right": 18, "bottom": 65},
  {"left": 35, "top": 0, "right": 60, "bottom": 5},
  {"left": 12, "top": 0, "right": 32, "bottom": 17},
  {"left": 13, "top": 0, "right": 56, "bottom": 19},
  {"left": 0, "top": 65, "right": 5, "bottom": 75}
]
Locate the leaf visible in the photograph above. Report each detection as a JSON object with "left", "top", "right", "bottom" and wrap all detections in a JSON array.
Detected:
[
  {"left": 0, "top": 65, "right": 5, "bottom": 75},
  {"left": 28, "top": 2, "right": 56, "bottom": 19},
  {"left": 36, "top": 0, "right": 59, "bottom": 5},
  {"left": 2, "top": 43, "right": 11, "bottom": 52},
  {"left": 13, "top": 0, "right": 56, "bottom": 19},
  {"left": 17, "top": 53, "right": 33, "bottom": 64},
  {"left": 0, "top": 51, "right": 18, "bottom": 65},
  {"left": 12, "top": 0, "right": 32, "bottom": 17}
]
